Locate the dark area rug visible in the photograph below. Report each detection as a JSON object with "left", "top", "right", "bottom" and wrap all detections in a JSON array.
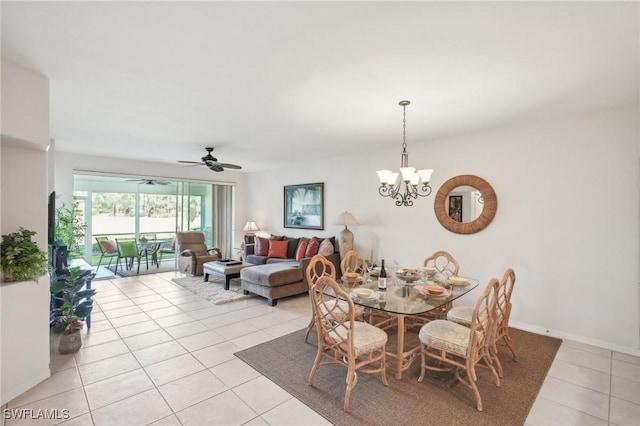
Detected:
[
  {"left": 102, "top": 260, "right": 176, "bottom": 278},
  {"left": 235, "top": 327, "right": 561, "bottom": 426}
]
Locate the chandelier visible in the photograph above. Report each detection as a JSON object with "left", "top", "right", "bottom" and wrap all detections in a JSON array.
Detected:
[{"left": 377, "top": 100, "right": 433, "bottom": 207}]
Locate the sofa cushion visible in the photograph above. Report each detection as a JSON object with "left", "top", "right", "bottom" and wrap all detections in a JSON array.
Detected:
[
  {"left": 318, "top": 238, "right": 334, "bottom": 256},
  {"left": 268, "top": 240, "right": 289, "bottom": 258},
  {"left": 296, "top": 240, "right": 308, "bottom": 261},
  {"left": 246, "top": 254, "right": 269, "bottom": 264},
  {"left": 305, "top": 237, "right": 320, "bottom": 257},
  {"left": 318, "top": 236, "right": 337, "bottom": 253},
  {"left": 283, "top": 236, "right": 300, "bottom": 259},
  {"left": 255, "top": 236, "right": 269, "bottom": 256}
]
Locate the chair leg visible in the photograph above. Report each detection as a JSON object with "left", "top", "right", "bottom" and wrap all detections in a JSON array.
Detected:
[
  {"left": 136, "top": 257, "right": 141, "bottom": 274},
  {"left": 308, "top": 350, "right": 324, "bottom": 386},
  {"left": 96, "top": 255, "right": 104, "bottom": 271},
  {"left": 303, "top": 316, "right": 315, "bottom": 343},
  {"left": 344, "top": 364, "right": 357, "bottom": 411},
  {"left": 502, "top": 333, "right": 517, "bottom": 361}
]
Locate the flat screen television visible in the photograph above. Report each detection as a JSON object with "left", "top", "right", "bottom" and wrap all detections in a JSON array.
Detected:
[{"left": 48, "top": 191, "right": 56, "bottom": 245}]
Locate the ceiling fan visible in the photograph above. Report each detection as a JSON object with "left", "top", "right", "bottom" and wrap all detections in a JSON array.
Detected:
[
  {"left": 178, "top": 147, "right": 242, "bottom": 172},
  {"left": 126, "top": 179, "right": 171, "bottom": 186}
]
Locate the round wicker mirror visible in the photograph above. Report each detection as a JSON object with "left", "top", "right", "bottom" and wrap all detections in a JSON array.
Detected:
[{"left": 434, "top": 175, "right": 497, "bottom": 234}]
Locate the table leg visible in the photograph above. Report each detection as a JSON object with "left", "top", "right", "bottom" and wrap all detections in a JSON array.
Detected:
[
  {"left": 225, "top": 275, "right": 231, "bottom": 290},
  {"left": 396, "top": 314, "right": 405, "bottom": 380}
]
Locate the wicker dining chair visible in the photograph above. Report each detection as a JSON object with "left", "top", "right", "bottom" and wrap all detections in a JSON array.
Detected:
[
  {"left": 418, "top": 278, "right": 501, "bottom": 411},
  {"left": 423, "top": 250, "right": 460, "bottom": 278},
  {"left": 421, "top": 250, "right": 461, "bottom": 320},
  {"left": 308, "top": 275, "right": 388, "bottom": 411},
  {"left": 340, "top": 250, "right": 367, "bottom": 275},
  {"left": 303, "top": 255, "right": 365, "bottom": 343},
  {"left": 447, "top": 268, "right": 517, "bottom": 378}
]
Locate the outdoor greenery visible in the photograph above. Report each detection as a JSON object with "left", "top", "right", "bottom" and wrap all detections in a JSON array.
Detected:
[
  {"left": 0, "top": 227, "right": 49, "bottom": 282},
  {"left": 55, "top": 202, "right": 86, "bottom": 259},
  {"left": 50, "top": 267, "right": 96, "bottom": 334}
]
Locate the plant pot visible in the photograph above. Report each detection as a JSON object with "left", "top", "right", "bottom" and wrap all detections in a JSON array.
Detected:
[{"left": 58, "top": 330, "right": 82, "bottom": 354}]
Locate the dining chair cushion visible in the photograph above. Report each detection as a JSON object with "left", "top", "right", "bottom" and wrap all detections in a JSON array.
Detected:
[
  {"left": 329, "top": 321, "right": 388, "bottom": 357},
  {"left": 419, "top": 320, "right": 470, "bottom": 357},
  {"left": 447, "top": 306, "right": 473, "bottom": 327}
]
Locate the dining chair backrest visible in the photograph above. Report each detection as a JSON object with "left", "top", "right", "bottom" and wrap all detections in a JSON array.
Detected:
[
  {"left": 310, "top": 275, "right": 356, "bottom": 350},
  {"left": 305, "top": 255, "right": 337, "bottom": 290},
  {"left": 116, "top": 239, "right": 139, "bottom": 257},
  {"left": 423, "top": 250, "right": 460, "bottom": 278},
  {"left": 340, "top": 250, "right": 367, "bottom": 276},
  {"left": 495, "top": 268, "right": 516, "bottom": 342},
  {"left": 468, "top": 278, "right": 499, "bottom": 361}
]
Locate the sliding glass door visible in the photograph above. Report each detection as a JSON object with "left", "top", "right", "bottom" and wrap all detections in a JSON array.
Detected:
[{"left": 73, "top": 173, "right": 234, "bottom": 267}]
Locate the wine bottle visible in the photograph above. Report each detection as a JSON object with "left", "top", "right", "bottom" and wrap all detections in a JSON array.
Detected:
[{"left": 378, "top": 259, "right": 387, "bottom": 290}]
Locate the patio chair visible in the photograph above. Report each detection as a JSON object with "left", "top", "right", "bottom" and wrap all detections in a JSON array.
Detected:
[
  {"left": 95, "top": 237, "right": 118, "bottom": 272},
  {"left": 115, "top": 239, "right": 146, "bottom": 275}
]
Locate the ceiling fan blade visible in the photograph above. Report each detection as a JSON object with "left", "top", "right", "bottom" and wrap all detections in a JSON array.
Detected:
[
  {"left": 177, "top": 160, "right": 203, "bottom": 165},
  {"left": 218, "top": 163, "right": 242, "bottom": 170},
  {"left": 209, "top": 164, "right": 225, "bottom": 172}
]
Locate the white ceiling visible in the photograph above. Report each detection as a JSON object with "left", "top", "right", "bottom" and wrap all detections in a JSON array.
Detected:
[{"left": 2, "top": 1, "right": 638, "bottom": 172}]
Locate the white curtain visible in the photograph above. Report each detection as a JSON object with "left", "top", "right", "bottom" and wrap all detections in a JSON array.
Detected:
[{"left": 212, "top": 184, "right": 234, "bottom": 258}]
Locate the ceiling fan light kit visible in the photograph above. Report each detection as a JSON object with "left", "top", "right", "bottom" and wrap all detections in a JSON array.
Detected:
[{"left": 177, "top": 147, "right": 242, "bottom": 172}]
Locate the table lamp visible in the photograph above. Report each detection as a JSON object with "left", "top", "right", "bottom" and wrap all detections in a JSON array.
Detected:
[
  {"left": 242, "top": 220, "right": 260, "bottom": 244},
  {"left": 334, "top": 211, "right": 359, "bottom": 258}
]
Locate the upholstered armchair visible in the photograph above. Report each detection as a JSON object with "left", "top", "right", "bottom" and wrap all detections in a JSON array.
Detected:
[{"left": 176, "top": 232, "right": 222, "bottom": 275}]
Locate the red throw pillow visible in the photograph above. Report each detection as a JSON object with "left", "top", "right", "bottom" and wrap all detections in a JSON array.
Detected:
[
  {"left": 268, "top": 240, "right": 289, "bottom": 259},
  {"left": 296, "top": 240, "right": 309, "bottom": 261},
  {"left": 305, "top": 237, "right": 320, "bottom": 257},
  {"left": 255, "top": 236, "right": 269, "bottom": 256},
  {"left": 100, "top": 239, "right": 117, "bottom": 253}
]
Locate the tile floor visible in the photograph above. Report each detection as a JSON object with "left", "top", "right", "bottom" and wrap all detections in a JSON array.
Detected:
[{"left": 3, "top": 272, "right": 639, "bottom": 426}]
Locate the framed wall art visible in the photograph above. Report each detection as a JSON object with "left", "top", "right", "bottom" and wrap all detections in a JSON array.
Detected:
[{"left": 284, "top": 182, "right": 324, "bottom": 230}]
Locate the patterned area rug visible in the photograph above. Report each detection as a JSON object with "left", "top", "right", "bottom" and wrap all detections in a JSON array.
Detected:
[{"left": 171, "top": 275, "right": 256, "bottom": 304}]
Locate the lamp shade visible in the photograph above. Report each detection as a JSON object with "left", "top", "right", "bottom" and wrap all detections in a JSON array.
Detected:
[
  {"left": 242, "top": 220, "right": 260, "bottom": 232},
  {"left": 334, "top": 211, "right": 359, "bottom": 226}
]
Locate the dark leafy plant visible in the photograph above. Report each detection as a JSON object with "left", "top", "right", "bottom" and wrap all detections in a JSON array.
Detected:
[
  {"left": 1, "top": 227, "right": 48, "bottom": 282},
  {"left": 55, "top": 202, "right": 86, "bottom": 259},
  {"left": 50, "top": 267, "right": 96, "bottom": 334}
]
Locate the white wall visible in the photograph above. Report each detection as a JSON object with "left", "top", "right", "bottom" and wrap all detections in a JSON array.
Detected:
[
  {"left": 54, "top": 152, "right": 249, "bottom": 249},
  {"left": 0, "top": 60, "right": 51, "bottom": 405},
  {"left": 247, "top": 104, "right": 640, "bottom": 355}
]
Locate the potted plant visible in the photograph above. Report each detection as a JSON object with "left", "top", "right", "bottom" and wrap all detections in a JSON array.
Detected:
[
  {"left": 1, "top": 227, "right": 49, "bottom": 282},
  {"left": 54, "top": 201, "right": 86, "bottom": 260},
  {"left": 50, "top": 267, "right": 96, "bottom": 354}
]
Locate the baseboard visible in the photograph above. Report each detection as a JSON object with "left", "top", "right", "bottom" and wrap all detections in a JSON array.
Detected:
[{"left": 510, "top": 320, "right": 640, "bottom": 357}]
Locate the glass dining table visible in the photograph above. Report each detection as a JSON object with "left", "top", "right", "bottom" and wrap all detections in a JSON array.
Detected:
[{"left": 334, "top": 273, "right": 479, "bottom": 380}]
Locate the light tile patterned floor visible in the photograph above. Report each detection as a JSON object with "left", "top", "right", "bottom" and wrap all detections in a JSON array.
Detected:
[{"left": 3, "top": 272, "right": 639, "bottom": 425}]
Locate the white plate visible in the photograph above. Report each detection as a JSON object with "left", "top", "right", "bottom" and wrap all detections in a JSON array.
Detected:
[
  {"left": 418, "top": 287, "right": 451, "bottom": 298},
  {"left": 349, "top": 290, "right": 380, "bottom": 301},
  {"left": 447, "top": 278, "right": 469, "bottom": 286}
]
